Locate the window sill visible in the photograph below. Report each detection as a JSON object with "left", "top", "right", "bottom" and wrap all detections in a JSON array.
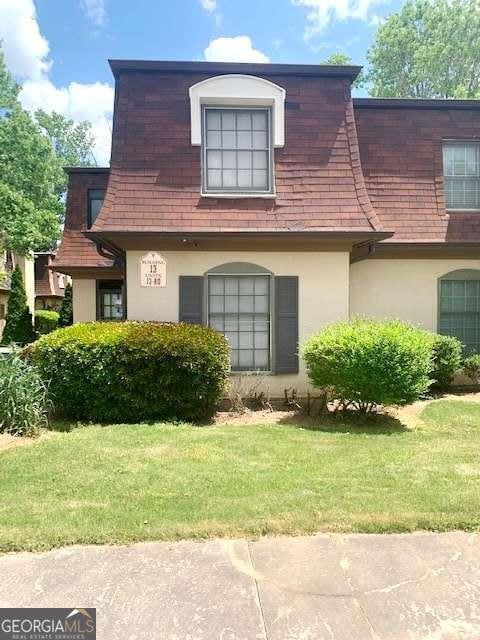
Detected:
[
  {"left": 201, "top": 192, "right": 276, "bottom": 199},
  {"left": 446, "top": 208, "right": 480, "bottom": 213}
]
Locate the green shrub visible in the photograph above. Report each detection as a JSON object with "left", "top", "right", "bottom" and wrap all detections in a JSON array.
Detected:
[
  {"left": 463, "top": 354, "right": 480, "bottom": 385},
  {"left": 0, "top": 351, "right": 50, "bottom": 436},
  {"left": 28, "top": 321, "right": 230, "bottom": 423},
  {"left": 34, "top": 310, "right": 59, "bottom": 336},
  {"left": 430, "top": 334, "right": 463, "bottom": 389},
  {"left": 1, "top": 266, "right": 35, "bottom": 345},
  {"left": 58, "top": 282, "right": 73, "bottom": 327},
  {"left": 301, "top": 318, "right": 434, "bottom": 412}
]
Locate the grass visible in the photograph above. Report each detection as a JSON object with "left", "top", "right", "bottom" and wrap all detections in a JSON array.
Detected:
[{"left": 0, "top": 399, "right": 479, "bottom": 552}]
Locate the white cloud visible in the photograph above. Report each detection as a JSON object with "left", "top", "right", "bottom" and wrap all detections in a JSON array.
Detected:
[
  {"left": 199, "top": 0, "right": 216, "bottom": 12},
  {"left": 0, "top": 0, "right": 113, "bottom": 164},
  {"left": 80, "top": 0, "right": 106, "bottom": 26},
  {"left": 204, "top": 36, "right": 269, "bottom": 63},
  {"left": 292, "top": 0, "right": 390, "bottom": 39},
  {"left": 0, "top": 0, "right": 51, "bottom": 79}
]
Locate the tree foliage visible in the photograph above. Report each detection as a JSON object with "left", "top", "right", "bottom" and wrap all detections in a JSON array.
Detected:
[
  {"left": 0, "top": 43, "right": 96, "bottom": 255},
  {"left": 1, "top": 265, "right": 35, "bottom": 345},
  {"left": 368, "top": 0, "right": 480, "bottom": 98},
  {"left": 58, "top": 282, "right": 73, "bottom": 327},
  {"left": 322, "top": 53, "right": 366, "bottom": 89}
]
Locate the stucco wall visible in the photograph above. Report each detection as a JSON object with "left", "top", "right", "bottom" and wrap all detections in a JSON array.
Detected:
[
  {"left": 350, "top": 258, "right": 480, "bottom": 330},
  {"left": 126, "top": 251, "right": 351, "bottom": 395},
  {"left": 72, "top": 279, "right": 96, "bottom": 323},
  {"left": 16, "top": 253, "right": 35, "bottom": 315}
]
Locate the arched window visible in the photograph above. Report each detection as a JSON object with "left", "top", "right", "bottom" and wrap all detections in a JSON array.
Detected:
[
  {"left": 438, "top": 269, "right": 480, "bottom": 353},
  {"left": 205, "top": 262, "right": 272, "bottom": 371}
]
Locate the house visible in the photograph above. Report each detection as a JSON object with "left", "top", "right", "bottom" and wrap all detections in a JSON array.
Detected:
[
  {"left": 54, "top": 60, "right": 480, "bottom": 395},
  {"left": 34, "top": 252, "right": 67, "bottom": 311},
  {"left": 0, "top": 252, "right": 35, "bottom": 336}
]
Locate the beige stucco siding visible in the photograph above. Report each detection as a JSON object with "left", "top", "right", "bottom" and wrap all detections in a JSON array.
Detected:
[
  {"left": 72, "top": 279, "right": 96, "bottom": 323},
  {"left": 126, "top": 251, "right": 350, "bottom": 395},
  {"left": 350, "top": 258, "right": 480, "bottom": 330}
]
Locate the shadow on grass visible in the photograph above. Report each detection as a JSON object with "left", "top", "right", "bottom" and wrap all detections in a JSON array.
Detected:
[{"left": 277, "top": 411, "right": 408, "bottom": 435}]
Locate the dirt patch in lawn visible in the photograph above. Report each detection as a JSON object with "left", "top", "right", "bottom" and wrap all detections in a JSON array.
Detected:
[{"left": 214, "top": 391, "right": 480, "bottom": 429}]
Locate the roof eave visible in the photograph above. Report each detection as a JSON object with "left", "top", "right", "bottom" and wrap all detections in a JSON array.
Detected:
[{"left": 108, "top": 59, "right": 362, "bottom": 81}]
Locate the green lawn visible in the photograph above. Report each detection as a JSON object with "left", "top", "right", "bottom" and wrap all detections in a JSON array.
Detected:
[{"left": 0, "top": 399, "right": 479, "bottom": 552}]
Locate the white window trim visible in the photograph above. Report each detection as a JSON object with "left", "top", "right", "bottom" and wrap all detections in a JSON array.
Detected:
[
  {"left": 189, "top": 74, "right": 286, "bottom": 148},
  {"left": 201, "top": 106, "right": 275, "bottom": 197},
  {"left": 443, "top": 139, "right": 480, "bottom": 212}
]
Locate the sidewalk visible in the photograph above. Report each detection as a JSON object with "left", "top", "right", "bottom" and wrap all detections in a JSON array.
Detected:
[{"left": 0, "top": 532, "right": 479, "bottom": 639}]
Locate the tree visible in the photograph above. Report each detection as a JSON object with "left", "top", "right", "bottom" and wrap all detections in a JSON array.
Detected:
[
  {"left": 58, "top": 282, "right": 73, "bottom": 327},
  {"left": 0, "top": 42, "right": 96, "bottom": 256},
  {"left": 35, "top": 110, "right": 96, "bottom": 197},
  {"left": 322, "top": 53, "right": 367, "bottom": 90},
  {"left": 367, "top": 0, "right": 480, "bottom": 98},
  {"left": 1, "top": 265, "right": 35, "bottom": 345}
]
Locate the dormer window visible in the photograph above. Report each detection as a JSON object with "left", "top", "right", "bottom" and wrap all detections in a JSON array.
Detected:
[
  {"left": 202, "top": 107, "right": 273, "bottom": 195},
  {"left": 87, "top": 189, "right": 106, "bottom": 228},
  {"left": 189, "top": 74, "right": 285, "bottom": 198},
  {"left": 443, "top": 141, "right": 480, "bottom": 211}
]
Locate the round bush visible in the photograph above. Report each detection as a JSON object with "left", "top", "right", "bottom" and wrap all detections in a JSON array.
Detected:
[
  {"left": 463, "top": 354, "right": 480, "bottom": 385},
  {"left": 28, "top": 321, "right": 230, "bottom": 423},
  {"left": 0, "top": 351, "right": 50, "bottom": 436},
  {"left": 301, "top": 318, "right": 435, "bottom": 410},
  {"left": 430, "top": 334, "right": 463, "bottom": 389},
  {"left": 34, "top": 310, "right": 59, "bottom": 336}
]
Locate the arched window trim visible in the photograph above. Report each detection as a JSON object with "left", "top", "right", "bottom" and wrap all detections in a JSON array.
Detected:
[{"left": 189, "top": 74, "right": 286, "bottom": 148}]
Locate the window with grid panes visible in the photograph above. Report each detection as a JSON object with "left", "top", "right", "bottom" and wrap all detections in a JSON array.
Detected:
[
  {"left": 443, "top": 142, "right": 480, "bottom": 210},
  {"left": 208, "top": 275, "right": 271, "bottom": 371},
  {"left": 202, "top": 107, "right": 273, "bottom": 194},
  {"left": 439, "top": 277, "right": 480, "bottom": 353},
  {"left": 97, "top": 281, "right": 123, "bottom": 321}
]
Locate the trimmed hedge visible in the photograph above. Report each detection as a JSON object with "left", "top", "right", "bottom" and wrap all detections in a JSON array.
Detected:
[
  {"left": 430, "top": 334, "right": 463, "bottom": 389},
  {"left": 301, "top": 318, "right": 434, "bottom": 411},
  {"left": 34, "top": 310, "right": 59, "bottom": 336},
  {"left": 28, "top": 321, "right": 230, "bottom": 423}
]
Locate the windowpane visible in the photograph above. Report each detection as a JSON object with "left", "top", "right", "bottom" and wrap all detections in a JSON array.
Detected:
[
  {"left": 443, "top": 143, "right": 480, "bottom": 210},
  {"left": 203, "top": 108, "right": 272, "bottom": 193},
  {"left": 208, "top": 275, "right": 271, "bottom": 371},
  {"left": 88, "top": 189, "right": 106, "bottom": 227},
  {"left": 439, "top": 276, "right": 480, "bottom": 353}
]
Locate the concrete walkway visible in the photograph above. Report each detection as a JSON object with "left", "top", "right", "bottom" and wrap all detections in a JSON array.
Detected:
[{"left": 0, "top": 532, "right": 479, "bottom": 639}]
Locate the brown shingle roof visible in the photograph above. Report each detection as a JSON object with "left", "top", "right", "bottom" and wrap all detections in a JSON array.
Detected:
[
  {"left": 354, "top": 100, "right": 480, "bottom": 242},
  {"left": 91, "top": 70, "right": 381, "bottom": 237},
  {"left": 54, "top": 169, "right": 119, "bottom": 272}
]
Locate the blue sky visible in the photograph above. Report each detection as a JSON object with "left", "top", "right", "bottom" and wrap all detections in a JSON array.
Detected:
[{"left": 0, "top": 0, "right": 403, "bottom": 163}]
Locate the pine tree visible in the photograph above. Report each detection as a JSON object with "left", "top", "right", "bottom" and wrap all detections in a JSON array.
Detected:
[
  {"left": 58, "top": 282, "right": 73, "bottom": 327},
  {"left": 1, "top": 266, "right": 35, "bottom": 345}
]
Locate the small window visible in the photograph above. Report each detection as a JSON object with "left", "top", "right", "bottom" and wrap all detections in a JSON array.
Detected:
[
  {"left": 87, "top": 189, "right": 106, "bottom": 228},
  {"left": 202, "top": 107, "right": 273, "bottom": 195},
  {"left": 0, "top": 303, "right": 5, "bottom": 320},
  {"left": 97, "top": 280, "right": 123, "bottom": 321},
  {"left": 208, "top": 274, "right": 271, "bottom": 371},
  {"left": 439, "top": 273, "right": 480, "bottom": 353},
  {"left": 443, "top": 142, "right": 480, "bottom": 210}
]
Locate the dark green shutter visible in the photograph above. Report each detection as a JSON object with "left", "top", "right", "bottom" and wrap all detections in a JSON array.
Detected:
[
  {"left": 274, "top": 276, "right": 299, "bottom": 374},
  {"left": 179, "top": 276, "right": 204, "bottom": 324}
]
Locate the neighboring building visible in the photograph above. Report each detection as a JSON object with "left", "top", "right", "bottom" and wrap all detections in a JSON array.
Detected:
[
  {"left": 0, "top": 251, "right": 35, "bottom": 336},
  {"left": 54, "top": 60, "right": 480, "bottom": 395},
  {"left": 34, "top": 252, "right": 67, "bottom": 311}
]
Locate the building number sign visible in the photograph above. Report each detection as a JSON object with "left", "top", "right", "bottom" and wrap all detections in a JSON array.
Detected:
[{"left": 140, "top": 252, "right": 167, "bottom": 287}]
